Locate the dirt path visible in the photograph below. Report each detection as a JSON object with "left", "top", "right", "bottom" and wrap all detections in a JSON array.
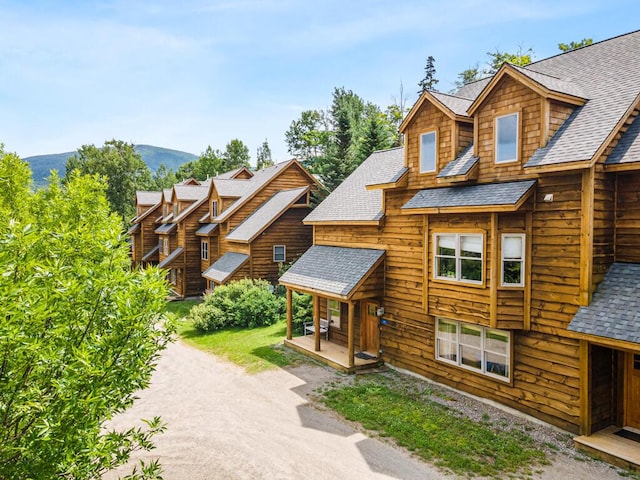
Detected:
[{"left": 106, "top": 340, "right": 625, "bottom": 480}]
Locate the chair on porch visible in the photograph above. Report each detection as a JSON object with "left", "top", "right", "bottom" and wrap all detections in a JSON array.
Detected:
[{"left": 303, "top": 318, "right": 329, "bottom": 340}]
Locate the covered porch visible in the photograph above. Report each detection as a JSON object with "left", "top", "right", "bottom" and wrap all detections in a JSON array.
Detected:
[{"left": 279, "top": 245, "right": 386, "bottom": 373}]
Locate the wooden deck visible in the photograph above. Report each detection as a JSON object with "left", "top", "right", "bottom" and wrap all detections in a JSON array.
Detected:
[
  {"left": 574, "top": 426, "right": 640, "bottom": 472},
  {"left": 284, "top": 335, "right": 382, "bottom": 373}
]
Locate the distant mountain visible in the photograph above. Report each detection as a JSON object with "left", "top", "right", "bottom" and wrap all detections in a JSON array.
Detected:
[{"left": 24, "top": 144, "right": 198, "bottom": 186}]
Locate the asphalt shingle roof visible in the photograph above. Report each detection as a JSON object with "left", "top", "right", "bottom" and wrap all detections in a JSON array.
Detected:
[
  {"left": 568, "top": 263, "right": 640, "bottom": 345},
  {"left": 136, "top": 191, "right": 162, "bottom": 206},
  {"left": 202, "top": 252, "right": 250, "bottom": 283},
  {"left": 402, "top": 180, "right": 536, "bottom": 211},
  {"left": 522, "top": 31, "right": 640, "bottom": 168},
  {"left": 606, "top": 114, "right": 640, "bottom": 165},
  {"left": 226, "top": 187, "right": 308, "bottom": 242},
  {"left": 154, "top": 223, "right": 177, "bottom": 234},
  {"left": 195, "top": 223, "right": 219, "bottom": 236},
  {"left": 279, "top": 245, "right": 385, "bottom": 298},
  {"left": 213, "top": 179, "right": 252, "bottom": 197},
  {"left": 509, "top": 64, "right": 587, "bottom": 99},
  {"left": 141, "top": 245, "right": 159, "bottom": 262},
  {"left": 304, "top": 147, "right": 405, "bottom": 223},
  {"left": 437, "top": 143, "right": 478, "bottom": 178},
  {"left": 431, "top": 91, "right": 473, "bottom": 116},
  {"left": 174, "top": 185, "right": 209, "bottom": 202},
  {"left": 158, "top": 247, "right": 184, "bottom": 269}
]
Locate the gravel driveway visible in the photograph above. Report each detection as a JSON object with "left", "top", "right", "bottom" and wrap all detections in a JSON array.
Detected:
[{"left": 106, "top": 340, "right": 625, "bottom": 480}]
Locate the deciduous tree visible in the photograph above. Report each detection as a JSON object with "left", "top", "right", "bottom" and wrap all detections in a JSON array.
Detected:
[
  {"left": 0, "top": 149, "right": 172, "bottom": 479},
  {"left": 558, "top": 38, "right": 593, "bottom": 52}
]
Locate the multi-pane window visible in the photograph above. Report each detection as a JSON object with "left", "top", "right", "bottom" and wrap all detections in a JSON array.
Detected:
[
  {"left": 162, "top": 238, "right": 169, "bottom": 255},
  {"left": 169, "top": 269, "right": 177, "bottom": 285},
  {"left": 328, "top": 299, "right": 341, "bottom": 329},
  {"left": 495, "top": 113, "right": 519, "bottom": 163},
  {"left": 173, "top": 203, "right": 179, "bottom": 218},
  {"left": 501, "top": 234, "right": 525, "bottom": 286},
  {"left": 212, "top": 200, "right": 218, "bottom": 218},
  {"left": 420, "top": 131, "right": 437, "bottom": 173},
  {"left": 436, "top": 318, "right": 510, "bottom": 381},
  {"left": 434, "top": 234, "right": 483, "bottom": 284},
  {"left": 273, "top": 245, "right": 286, "bottom": 262},
  {"left": 201, "top": 240, "right": 209, "bottom": 261}
]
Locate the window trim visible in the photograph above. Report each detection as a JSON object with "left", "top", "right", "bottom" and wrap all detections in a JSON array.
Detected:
[
  {"left": 169, "top": 268, "right": 177, "bottom": 285},
  {"left": 211, "top": 200, "right": 218, "bottom": 218},
  {"left": 419, "top": 130, "right": 437, "bottom": 173},
  {"left": 162, "top": 238, "right": 169, "bottom": 256},
  {"left": 433, "top": 233, "right": 484, "bottom": 285},
  {"left": 501, "top": 233, "right": 525, "bottom": 287},
  {"left": 201, "top": 240, "right": 209, "bottom": 261},
  {"left": 327, "top": 299, "right": 341, "bottom": 329},
  {"left": 494, "top": 112, "right": 520, "bottom": 164},
  {"left": 435, "top": 318, "right": 511, "bottom": 382},
  {"left": 273, "top": 245, "right": 286, "bottom": 263}
]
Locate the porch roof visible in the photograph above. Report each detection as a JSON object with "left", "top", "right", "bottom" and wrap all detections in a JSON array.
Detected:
[
  {"left": 569, "top": 262, "right": 640, "bottom": 345},
  {"left": 158, "top": 247, "right": 184, "bottom": 269},
  {"left": 401, "top": 179, "right": 536, "bottom": 214},
  {"left": 196, "top": 223, "right": 218, "bottom": 236},
  {"left": 279, "top": 245, "right": 385, "bottom": 299},
  {"left": 155, "top": 223, "right": 177, "bottom": 234},
  {"left": 202, "top": 252, "right": 250, "bottom": 283},
  {"left": 141, "top": 244, "right": 160, "bottom": 262},
  {"left": 127, "top": 223, "right": 140, "bottom": 235}
]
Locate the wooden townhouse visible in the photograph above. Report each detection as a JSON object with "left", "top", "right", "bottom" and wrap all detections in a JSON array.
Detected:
[
  {"left": 198, "top": 159, "right": 320, "bottom": 291},
  {"left": 129, "top": 190, "right": 162, "bottom": 268},
  {"left": 280, "top": 31, "right": 640, "bottom": 466}
]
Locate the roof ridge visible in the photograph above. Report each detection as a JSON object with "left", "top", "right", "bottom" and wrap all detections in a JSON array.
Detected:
[{"left": 431, "top": 90, "right": 474, "bottom": 101}]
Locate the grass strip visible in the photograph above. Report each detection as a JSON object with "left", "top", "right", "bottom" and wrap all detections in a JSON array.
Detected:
[{"left": 322, "top": 381, "right": 547, "bottom": 477}]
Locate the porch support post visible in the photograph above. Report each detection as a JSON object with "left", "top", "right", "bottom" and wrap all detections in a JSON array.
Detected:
[
  {"left": 348, "top": 301, "right": 355, "bottom": 368},
  {"left": 286, "top": 288, "right": 293, "bottom": 340},
  {"left": 579, "top": 339, "right": 591, "bottom": 435},
  {"left": 313, "top": 295, "right": 321, "bottom": 352}
]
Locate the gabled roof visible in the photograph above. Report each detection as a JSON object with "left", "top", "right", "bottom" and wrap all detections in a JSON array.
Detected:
[
  {"left": 158, "top": 247, "right": 184, "bottom": 269},
  {"left": 304, "top": 147, "right": 405, "bottom": 224},
  {"left": 174, "top": 184, "right": 209, "bottom": 202},
  {"left": 127, "top": 223, "right": 140, "bottom": 235},
  {"left": 400, "top": 90, "right": 472, "bottom": 132},
  {"left": 131, "top": 201, "right": 162, "bottom": 225},
  {"left": 226, "top": 187, "right": 309, "bottom": 243},
  {"left": 215, "top": 159, "right": 319, "bottom": 223},
  {"left": 213, "top": 178, "right": 252, "bottom": 198},
  {"left": 279, "top": 245, "right": 385, "bottom": 299},
  {"left": 215, "top": 166, "right": 254, "bottom": 179},
  {"left": 568, "top": 263, "right": 640, "bottom": 345},
  {"left": 402, "top": 179, "right": 536, "bottom": 214},
  {"left": 436, "top": 143, "right": 479, "bottom": 181},
  {"left": 606, "top": 113, "right": 640, "bottom": 169},
  {"left": 202, "top": 252, "right": 250, "bottom": 283},
  {"left": 136, "top": 191, "right": 162, "bottom": 206},
  {"left": 162, "top": 188, "right": 172, "bottom": 202}
]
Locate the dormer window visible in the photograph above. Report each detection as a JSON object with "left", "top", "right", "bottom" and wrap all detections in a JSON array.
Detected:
[
  {"left": 420, "top": 131, "right": 437, "bottom": 173},
  {"left": 495, "top": 113, "right": 519, "bottom": 163},
  {"left": 173, "top": 204, "right": 179, "bottom": 218},
  {"left": 212, "top": 200, "right": 218, "bottom": 217}
]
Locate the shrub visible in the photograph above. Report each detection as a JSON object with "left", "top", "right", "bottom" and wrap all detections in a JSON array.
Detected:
[
  {"left": 292, "top": 292, "right": 313, "bottom": 333},
  {"left": 190, "top": 279, "right": 285, "bottom": 332}
]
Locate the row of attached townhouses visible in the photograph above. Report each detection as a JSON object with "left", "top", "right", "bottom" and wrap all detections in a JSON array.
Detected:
[
  {"left": 279, "top": 30, "right": 640, "bottom": 465},
  {"left": 129, "top": 160, "right": 320, "bottom": 297}
]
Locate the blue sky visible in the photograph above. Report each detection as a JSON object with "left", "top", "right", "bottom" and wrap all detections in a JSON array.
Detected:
[{"left": 1, "top": 0, "right": 638, "bottom": 165}]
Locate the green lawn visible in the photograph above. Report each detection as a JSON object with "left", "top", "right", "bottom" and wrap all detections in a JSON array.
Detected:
[
  {"left": 321, "top": 377, "right": 549, "bottom": 478},
  {"left": 166, "top": 300, "right": 295, "bottom": 374}
]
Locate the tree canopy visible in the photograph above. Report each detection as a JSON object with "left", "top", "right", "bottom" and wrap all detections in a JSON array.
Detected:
[
  {"left": 0, "top": 146, "right": 172, "bottom": 479},
  {"left": 558, "top": 38, "right": 593, "bottom": 52},
  {"left": 65, "top": 139, "right": 151, "bottom": 222},
  {"left": 256, "top": 139, "right": 274, "bottom": 170},
  {"left": 454, "top": 46, "right": 534, "bottom": 88},
  {"left": 417, "top": 55, "right": 438, "bottom": 94}
]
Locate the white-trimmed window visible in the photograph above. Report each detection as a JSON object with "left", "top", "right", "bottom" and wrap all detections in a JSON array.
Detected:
[
  {"left": 208, "top": 280, "right": 216, "bottom": 291},
  {"left": 436, "top": 318, "right": 510, "bottom": 381},
  {"left": 420, "top": 131, "right": 437, "bottom": 173},
  {"left": 501, "top": 234, "right": 525, "bottom": 286},
  {"left": 328, "top": 299, "right": 341, "bottom": 329},
  {"left": 273, "top": 245, "right": 286, "bottom": 262},
  {"left": 211, "top": 200, "right": 218, "bottom": 218},
  {"left": 173, "top": 203, "right": 179, "bottom": 218},
  {"left": 162, "top": 238, "right": 169, "bottom": 255},
  {"left": 495, "top": 113, "right": 519, "bottom": 163},
  {"left": 434, "top": 233, "right": 483, "bottom": 284},
  {"left": 170, "top": 269, "right": 177, "bottom": 285},
  {"left": 201, "top": 240, "right": 209, "bottom": 261}
]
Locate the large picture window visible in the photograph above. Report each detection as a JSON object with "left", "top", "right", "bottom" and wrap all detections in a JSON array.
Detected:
[
  {"left": 501, "top": 234, "right": 525, "bottom": 286},
  {"left": 495, "top": 113, "right": 519, "bottom": 163},
  {"left": 420, "top": 131, "right": 437, "bottom": 173},
  {"left": 436, "top": 318, "right": 510, "bottom": 381},
  {"left": 434, "top": 233, "right": 483, "bottom": 284},
  {"left": 328, "top": 299, "right": 341, "bottom": 329}
]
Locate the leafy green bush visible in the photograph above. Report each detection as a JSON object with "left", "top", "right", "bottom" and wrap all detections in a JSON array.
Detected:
[
  {"left": 190, "top": 279, "right": 285, "bottom": 332},
  {"left": 292, "top": 292, "right": 312, "bottom": 333}
]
